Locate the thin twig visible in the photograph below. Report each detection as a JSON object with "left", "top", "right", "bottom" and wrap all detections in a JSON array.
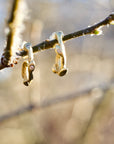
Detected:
[
  {"left": 0, "top": 80, "right": 113, "bottom": 124},
  {"left": 18, "top": 13, "right": 114, "bottom": 56}
]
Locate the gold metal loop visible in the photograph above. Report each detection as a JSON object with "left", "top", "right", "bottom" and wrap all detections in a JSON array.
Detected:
[{"left": 21, "top": 42, "right": 35, "bottom": 86}]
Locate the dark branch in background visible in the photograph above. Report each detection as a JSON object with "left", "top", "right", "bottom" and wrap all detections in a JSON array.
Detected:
[
  {"left": 0, "top": 80, "right": 113, "bottom": 124},
  {"left": 0, "top": 10, "right": 114, "bottom": 70}
]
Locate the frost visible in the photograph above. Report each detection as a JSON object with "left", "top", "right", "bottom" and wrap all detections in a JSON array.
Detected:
[
  {"left": 110, "top": 20, "right": 114, "bottom": 25},
  {"left": 91, "top": 26, "right": 103, "bottom": 36}
]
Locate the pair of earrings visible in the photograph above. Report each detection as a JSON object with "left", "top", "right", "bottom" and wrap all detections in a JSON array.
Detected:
[
  {"left": 21, "top": 31, "right": 67, "bottom": 86},
  {"left": 50, "top": 31, "right": 67, "bottom": 76},
  {"left": 21, "top": 42, "right": 35, "bottom": 86}
]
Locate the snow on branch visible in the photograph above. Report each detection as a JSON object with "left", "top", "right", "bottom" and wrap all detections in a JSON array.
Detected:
[{"left": 0, "top": 11, "right": 114, "bottom": 70}]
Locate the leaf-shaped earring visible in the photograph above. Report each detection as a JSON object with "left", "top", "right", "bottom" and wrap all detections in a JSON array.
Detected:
[{"left": 50, "top": 31, "right": 67, "bottom": 76}]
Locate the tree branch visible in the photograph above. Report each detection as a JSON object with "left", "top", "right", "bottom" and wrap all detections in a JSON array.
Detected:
[
  {"left": 0, "top": 12, "right": 114, "bottom": 70},
  {"left": 0, "top": 0, "right": 27, "bottom": 69},
  {"left": 0, "top": 80, "right": 113, "bottom": 123}
]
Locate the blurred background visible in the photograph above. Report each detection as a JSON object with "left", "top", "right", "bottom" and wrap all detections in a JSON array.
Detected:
[{"left": 0, "top": 0, "right": 114, "bottom": 144}]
